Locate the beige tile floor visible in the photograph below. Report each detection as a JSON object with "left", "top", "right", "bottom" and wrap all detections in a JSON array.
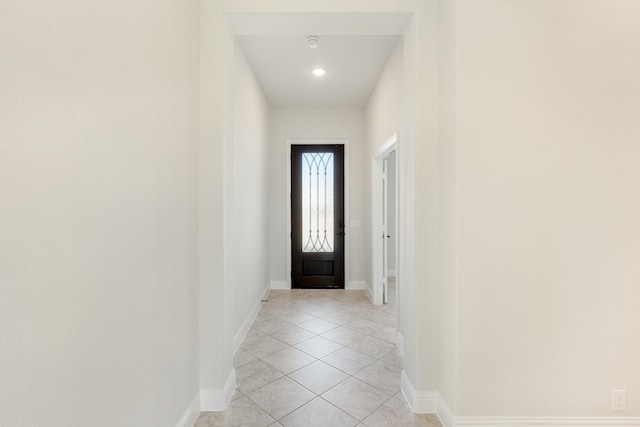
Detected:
[{"left": 195, "top": 280, "right": 442, "bottom": 427}]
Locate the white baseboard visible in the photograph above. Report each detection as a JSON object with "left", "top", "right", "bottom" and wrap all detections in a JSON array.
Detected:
[
  {"left": 175, "top": 393, "right": 201, "bottom": 427},
  {"left": 233, "top": 283, "right": 270, "bottom": 352},
  {"left": 364, "top": 281, "right": 374, "bottom": 303},
  {"left": 396, "top": 331, "right": 404, "bottom": 356},
  {"left": 388, "top": 269, "right": 397, "bottom": 277},
  {"left": 400, "top": 370, "right": 438, "bottom": 413},
  {"left": 437, "top": 395, "right": 454, "bottom": 427},
  {"left": 200, "top": 368, "right": 236, "bottom": 411},
  {"left": 435, "top": 394, "right": 640, "bottom": 427},
  {"left": 450, "top": 417, "right": 640, "bottom": 426},
  {"left": 399, "top": 379, "right": 640, "bottom": 427},
  {"left": 347, "top": 280, "right": 366, "bottom": 290},
  {"left": 270, "top": 280, "right": 289, "bottom": 290}
]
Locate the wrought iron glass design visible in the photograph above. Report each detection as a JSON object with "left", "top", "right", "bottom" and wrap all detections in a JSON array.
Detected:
[{"left": 302, "top": 152, "right": 335, "bottom": 252}]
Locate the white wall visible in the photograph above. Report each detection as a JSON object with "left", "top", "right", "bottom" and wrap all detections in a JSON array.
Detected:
[
  {"left": 363, "top": 8, "right": 445, "bottom": 403},
  {"left": 438, "top": 0, "right": 458, "bottom": 416},
  {"left": 453, "top": 0, "right": 640, "bottom": 418},
  {"left": 0, "top": 0, "right": 200, "bottom": 425},
  {"left": 269, "top": 108, "right": 368, "bottom": 288},
  {"left": 409, "top": 2, "right": 442, "bottom": 397},
  {"left": 198, "top": 0, "right": 235, "bottom": 405},
  {"left": 366, "top": 39, "right": 404, "bottom": 156},
  {"left": 232, "top": 41, "right": 271, "bottom": 338},
  {"left": 366, "top": 38, "right": 403, "bottom": 289}
]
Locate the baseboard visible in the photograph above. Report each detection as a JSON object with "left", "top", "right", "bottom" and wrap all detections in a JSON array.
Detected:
[
  {"left": 175, "top": 393, "right": 201, "bottom": 427},
  {"left": 200, "top": 368, "right": 236, "bottom": 411},
  {"left": 396, "top": 331, "right": 404, "bottom": 356},
  {"left": 437, "top": 395, "right": 454, "bottom": 427},
  {"left": 364, "top": 281, "right": 374, "bottom": 303},
  {"left": 347, "top": 280, "right": 366, "bottom": 290},
  {"left": 402, "top": 385, "right": 640, "bottom": 427},
  {"left": 400, "top": 370, "right": 438, "bottom": 413},
  {"left": 388, "top": 269, "right": 397, "bottom": 277},
  {"left": 233, "top": 283, "right": 270, "bottom": 352},
  {"left": 450, "top": 417, "right": 640, "bottom": 426},
  {"left": 270, "top": 280, "right": 289, "bottom": 290},
  {"left": 436, "top": 395, "right": 640, "bottom": 427}
]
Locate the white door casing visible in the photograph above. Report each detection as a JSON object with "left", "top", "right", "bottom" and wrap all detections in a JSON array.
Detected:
[{"left": 372, "top": 134, "right": 398, "bottom": 305}]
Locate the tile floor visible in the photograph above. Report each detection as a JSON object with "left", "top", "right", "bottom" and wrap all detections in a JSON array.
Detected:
[{"left": 195, "top": 280, "right": 442, "bottom": 427}]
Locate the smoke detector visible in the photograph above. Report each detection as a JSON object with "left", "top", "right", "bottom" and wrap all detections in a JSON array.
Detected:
[{"left": 306, "top": 36, "right": 320, "bottom": 49}]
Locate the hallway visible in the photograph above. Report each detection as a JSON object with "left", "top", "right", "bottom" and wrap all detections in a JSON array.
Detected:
[{"left": 195, "top": 282, "right": 441, "bottom": 426}]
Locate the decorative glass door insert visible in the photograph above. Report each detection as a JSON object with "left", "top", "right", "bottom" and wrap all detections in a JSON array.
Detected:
[{"left": 302, "top": 152, "right": 334, "bottom": 252}]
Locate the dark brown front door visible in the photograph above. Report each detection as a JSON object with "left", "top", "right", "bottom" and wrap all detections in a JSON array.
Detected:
[{"left": 291, "top": 144, "right": 345, "bottom": 288}]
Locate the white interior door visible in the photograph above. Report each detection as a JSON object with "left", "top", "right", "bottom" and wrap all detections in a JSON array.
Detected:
[
  {"left": 382, "top": 158, "right": 389, "bottom": 304},
  {"left": 372, "top": 133, "right": 397, "bottom": 306}
]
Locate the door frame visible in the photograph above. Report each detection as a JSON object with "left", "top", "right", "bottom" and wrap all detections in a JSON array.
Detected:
[
  {"left": 372, "top": 134, "right": 398, "bottom": 305},
  {"left": 287, "top": 139, "right": 350, "bottom": 290}
]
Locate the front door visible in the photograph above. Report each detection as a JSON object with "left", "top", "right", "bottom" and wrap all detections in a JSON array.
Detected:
[{"left": 291, "top": 144, "right": 345, "bottom": 288}]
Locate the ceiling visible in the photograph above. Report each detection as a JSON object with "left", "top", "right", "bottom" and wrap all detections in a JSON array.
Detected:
[{"left": 237, "top": 34, "right": 399, "bottom": 108}]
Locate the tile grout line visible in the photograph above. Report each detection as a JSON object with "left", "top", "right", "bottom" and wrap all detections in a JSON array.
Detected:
[
  {"left": 219, "top": 289, "right": 414, "bottom": 427},
  {"left": 243, "top": 337, "right": 401, "bottom": 422}
]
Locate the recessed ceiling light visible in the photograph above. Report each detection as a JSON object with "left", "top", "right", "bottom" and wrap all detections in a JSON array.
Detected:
[{"left": 312, "top": 68, "right": 326, "bottom": 77}]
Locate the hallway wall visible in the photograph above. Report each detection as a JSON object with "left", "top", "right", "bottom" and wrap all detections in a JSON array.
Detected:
[
  {"left": 269, "top": 108, "right": 368, "bottom": 288},
  {"left": 0, "top": 0, "right": 200, "bottom": 426},
  {"left": 365, "top": 38, "right": 403, "bottom": 294},
  {"left": 451, "top": 0, "right": 640, "bottom": 418},
  {"left": 232, "top": 41, "right": 271, "bottom": 340},
  {"left": 363, "top": 11, "right": 445, "bottom": 403},
  {"left": 437, "top": 0, "right": 458, "bottom": 415},
  {"left": 366, "top": 39, "right": 403, "bottom": 156}
]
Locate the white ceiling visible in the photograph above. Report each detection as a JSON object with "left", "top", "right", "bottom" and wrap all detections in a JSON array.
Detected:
[{"left": 237, "top": 34, "right": 399, "bottom": 108}]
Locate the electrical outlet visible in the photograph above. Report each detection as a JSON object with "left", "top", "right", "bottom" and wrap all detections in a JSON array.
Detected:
[{"left": 612, "top": 389, "right": 626, "bottom": 412}]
